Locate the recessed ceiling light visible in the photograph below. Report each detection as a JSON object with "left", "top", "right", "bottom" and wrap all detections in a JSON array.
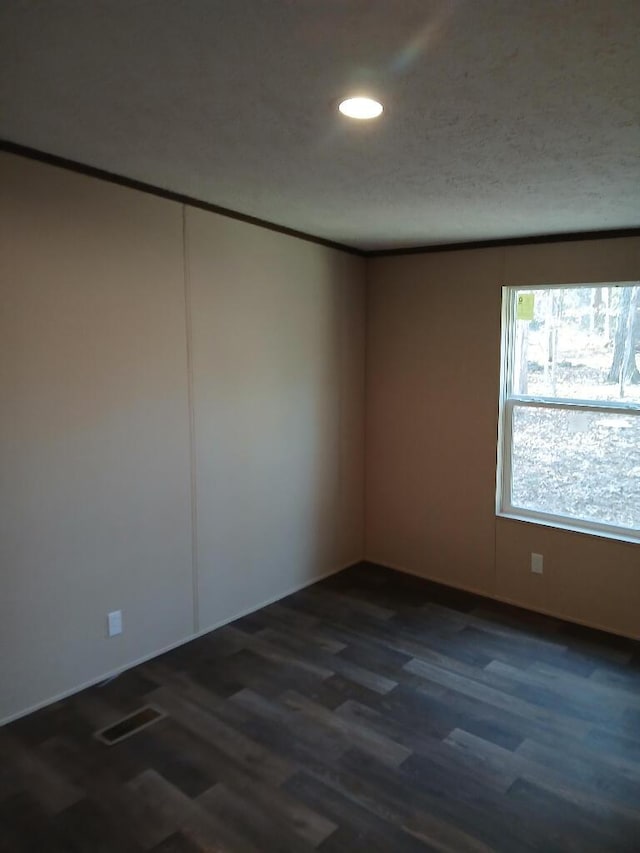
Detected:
[{"left": 338, "top": 97, "right": 383, "bottom": 120}]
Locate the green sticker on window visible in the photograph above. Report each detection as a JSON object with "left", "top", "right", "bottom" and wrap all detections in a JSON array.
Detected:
[{"left": 516, "top": 292, "right": 535, "bottom": 320}]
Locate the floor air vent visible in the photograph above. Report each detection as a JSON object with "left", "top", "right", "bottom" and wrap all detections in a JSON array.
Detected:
[{"left": 94, "top": 705, "right": 166, "bottom": 745}]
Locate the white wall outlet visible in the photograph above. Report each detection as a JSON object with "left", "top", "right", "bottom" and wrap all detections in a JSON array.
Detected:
[
  {"left": 531, "top": 553, "right": 544, "bottom": 574},
  {"left": 107, "top": 610, "right": 123, "bottom": 637}
]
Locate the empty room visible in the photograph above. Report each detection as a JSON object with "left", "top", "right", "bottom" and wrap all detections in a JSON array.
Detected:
[{"left": 1, "top": 1, "right": 640, "bottom": 851}]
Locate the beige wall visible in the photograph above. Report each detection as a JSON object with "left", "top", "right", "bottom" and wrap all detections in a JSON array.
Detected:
[
  {"left": 186, "top": 208, "right": 365, "bottom": 631},
  {"left": 0, "top": 152, "right": 365, "bottom": 723},
  {"left": 2, "top": 147, "right": 637, "bottom": 724},
  {"left": 0, "top": 154, "right": 195, "bottom": 722},
  {"left": 366, "top": 238, "right": 640, "bottom": 639}
]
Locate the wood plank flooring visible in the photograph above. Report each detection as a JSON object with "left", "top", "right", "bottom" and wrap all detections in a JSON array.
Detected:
[{"left": 2, "top": 562, "right": 640, "bottom": 852}]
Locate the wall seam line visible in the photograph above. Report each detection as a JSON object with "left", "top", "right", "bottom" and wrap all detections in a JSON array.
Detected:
[
  {"left": 336, "top": 267, "right": 344, "bottom": 570},
  {"left": 362, "top": 257, "right": 370, "bottom": 560},
  {"left": 182, "top": 204, "right": 200, "bottom": 633}
]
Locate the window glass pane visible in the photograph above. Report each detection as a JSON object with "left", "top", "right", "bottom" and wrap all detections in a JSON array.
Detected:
[
  {"left": 511, "top": 284, "right": 640, "bottom": 404},
  {"left": 511, "top": 406, "right": 640, "bottom": 531}
]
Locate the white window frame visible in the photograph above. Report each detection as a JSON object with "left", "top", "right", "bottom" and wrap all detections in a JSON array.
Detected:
[{"left": 496, "top": 282, "right": 640, "bottom": 543}]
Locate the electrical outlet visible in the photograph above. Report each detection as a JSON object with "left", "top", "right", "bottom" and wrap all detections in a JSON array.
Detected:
[
  {"left": 107, "top": 610, "right": 123, "bottom": 637},
  {"left": 531, "top": 553, "right": 544, "bottom": 574}
]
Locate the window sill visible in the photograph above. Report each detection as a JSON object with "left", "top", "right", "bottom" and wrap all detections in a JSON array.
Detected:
[{"left": 496, "top": 511, "right": 640, "bottom": 546}]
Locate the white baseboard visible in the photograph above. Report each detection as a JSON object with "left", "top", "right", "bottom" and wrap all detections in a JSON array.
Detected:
[{"left": 0, "top": 560, "right": 357, "bottom": 728}]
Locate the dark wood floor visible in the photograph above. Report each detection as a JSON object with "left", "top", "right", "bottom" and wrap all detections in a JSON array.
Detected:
[{"left": 3, "top": 562, "right": 640, "bottom": 852}]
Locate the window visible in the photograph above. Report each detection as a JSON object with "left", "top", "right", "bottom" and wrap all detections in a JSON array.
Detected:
[{"left": 497, "top": 283, "right": 640, "bottom": 540}]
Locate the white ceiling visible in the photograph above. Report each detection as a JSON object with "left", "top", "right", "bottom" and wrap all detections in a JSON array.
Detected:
[{"left": 1, "top": 0, "right": 639, "bottom": 251}]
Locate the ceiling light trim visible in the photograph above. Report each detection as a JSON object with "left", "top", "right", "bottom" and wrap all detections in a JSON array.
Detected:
[{"left": 338, "top": 96, "right": 384, "bottom": 119}]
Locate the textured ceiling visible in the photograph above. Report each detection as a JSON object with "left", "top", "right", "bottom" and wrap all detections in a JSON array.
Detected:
[{"left": 1, "top": 0, "right": 639, "bottom": 250}]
